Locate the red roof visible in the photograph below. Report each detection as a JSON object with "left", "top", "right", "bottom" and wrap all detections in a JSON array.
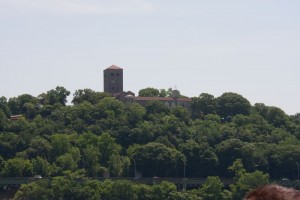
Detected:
[
  {"left": 105, "top": 65, "right": 123, "bottom": 70},
  {"left": 135, "top": 96, "right": 191, "bottom": 102},
  {"left": 177, "top": 98, "right": 192, "bottom": 102},
  {"left": 135, "top": 97, "right": 174, "bottom": 101}
]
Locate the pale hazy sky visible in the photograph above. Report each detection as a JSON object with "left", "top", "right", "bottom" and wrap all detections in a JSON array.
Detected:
[{"left": 0, "top": 0, "right": 299, "bottom": 115}]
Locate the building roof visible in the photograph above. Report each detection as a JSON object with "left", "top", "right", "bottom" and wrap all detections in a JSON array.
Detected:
[
  {"left": 135, "top": 96, "right": 192, "bottom": 102},
  {"left": 105, "top": 65, "right": 123, "bottom": 70},
  {"left": 177, "top": 98, "right": 192, "bottom": 102},
  {"left": 135, "top": 97, "right": 174, "bottom": 101}
]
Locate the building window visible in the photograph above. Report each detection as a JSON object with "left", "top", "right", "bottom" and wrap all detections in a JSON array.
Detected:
[
  {"left": 111, "top": 73, "right": 114, "bottom": 76},
  {"left": 112, "top": 87, "right": 114, "bottom": 90},
  {"left": 116, "top": 73, "right": 119, "bottom": 76}
]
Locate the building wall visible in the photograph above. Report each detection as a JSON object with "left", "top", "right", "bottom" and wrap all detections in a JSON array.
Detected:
[
  {"left": 131, "top": 97, "right": 192, "bottom": 111},
  {"left": 103, "top": 66, "right": 192, "bottom": 111},
  {"left": 104, "top": 68, "right": 123, "bottom": 94}
]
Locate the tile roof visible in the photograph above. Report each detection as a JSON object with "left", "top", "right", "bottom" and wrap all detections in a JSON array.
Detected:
[
  {"left": 177, "top": 98, "right": 192, "bottom": 102},
  {"left": 135, "top": 97, "right": 174, "bottom": 101},
  {"left": 134, "top": 96, "right": 192, "bottom": 102},
  {"left": 105, "top": 65, "right": 123, "bottom": 70}
]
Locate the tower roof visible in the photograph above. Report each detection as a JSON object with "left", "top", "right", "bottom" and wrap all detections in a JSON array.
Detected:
[{"left": 105, "top": 65, "right": 123, "bottom": 70}]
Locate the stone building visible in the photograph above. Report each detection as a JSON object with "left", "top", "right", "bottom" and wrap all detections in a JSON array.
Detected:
[
  {"left": 103, "top": 65, "right": 192, "bottom": 110},
  {"left": 103, "top": 65, "right": 123, "bottom": 94}
]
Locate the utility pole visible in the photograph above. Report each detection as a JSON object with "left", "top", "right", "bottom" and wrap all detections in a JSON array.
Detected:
[
  {"left": 183, "top": 159, "right": 186, "bottom": 192},
  {"left": 134, "top": 159, "right": 137, "bottom": 179},
  {"left": 296, "top": 162, "right": 299, "bottom": 181}
]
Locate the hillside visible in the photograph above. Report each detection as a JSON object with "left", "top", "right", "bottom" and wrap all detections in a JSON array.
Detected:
[{"left": 1, "top": 86, "right": 300, "bottom": 199}]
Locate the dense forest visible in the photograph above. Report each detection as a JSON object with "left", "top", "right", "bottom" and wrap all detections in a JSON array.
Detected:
[{"left": 1, "top": 86, "right": 300, "bottom": 199}]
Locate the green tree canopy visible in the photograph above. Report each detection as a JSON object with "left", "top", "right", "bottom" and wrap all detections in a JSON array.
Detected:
[
  {"left": 131, "top": 142, "right": 185, "bottom": 177},
  {"left": 72, "top": 89, "right": 111, "bottom": 105},
  {"left": 39, "top": 86, "right": 70, "bottom": 106},
  {"left": 138, "top": 87, "right": 160, "bottom": 97},
  {"left": 216, "top": 92, "right": 251, "bottom": 119},
  {"left": 191, "top": 93, "right": 217, "bottom": 118}
]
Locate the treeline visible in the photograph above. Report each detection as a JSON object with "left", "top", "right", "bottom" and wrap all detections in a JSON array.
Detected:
[
  {"left": 12, "top": 159, "right": 269, "bottom": 200},
  {"left": 0, "top": 86, "right": 300, "bottom": 199}
]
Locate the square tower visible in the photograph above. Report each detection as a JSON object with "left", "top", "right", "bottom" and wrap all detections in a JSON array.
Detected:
[{"left": 104, "top": 65, "right": 123, "bottom": 94}]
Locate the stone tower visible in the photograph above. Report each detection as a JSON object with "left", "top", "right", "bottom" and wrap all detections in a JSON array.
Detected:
[{"left": 103, "top": 65, "right": 123, "bottom": 94}]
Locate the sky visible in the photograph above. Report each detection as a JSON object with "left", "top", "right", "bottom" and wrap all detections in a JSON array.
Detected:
[{"left": 0, "top": 0, "right": 299, "bottom": 115}]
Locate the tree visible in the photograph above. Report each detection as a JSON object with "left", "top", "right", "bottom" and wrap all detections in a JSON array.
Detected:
[
  {"left": 159, "top": 89, "right": 167, "bottom": 97},
  {"left": 0, "top": 155, "right": 4, "bottom": 173},
  {"left": 23, "top": 102, "right": 37, "bottom": 119},
  {"left": 180, "top": 140, "right": 218, "bottom": 177},
  {"left": 232, "top": 114, "right": 250, "bottom": 127},
  {"left": 228, "top": 159, "right": 269, "bottom": 200},
  {"left": 72, "top": 89, "right": 111, "bottom": 105},
  {"left": 152, "top": 181, "right": 177, "bottom": 200},
  {"left": 216, "top": 92, "right": 251, "bottom": 119},
  {"left": 107, "top": 180, "right": 138, "bottom": 200},
  {"left": 198, "top": 176, "right": 231, "bottom": 200},
  {"left": 265, "top": 106, "right": 289, "bottom": 128},
  {"left": 0, "top": 109, "right": 7, "bottom": 131},
  {"left": 2, "top": 158, "right": 33, "bottom": 177},
  {"left": 126, "top": 103, "right": 146, "bottom": 126},
  {"left": 82, "top": 144, "right": 103, "bottom": 176},
  {"left": 0, "top": 96, "right": 11, "bottom": 117},
  {"left": 291, "top": 113, "right": 300, "bottom": 125},
  {"left": 192, "top": 119, "right": 223, "bottom": 146},
  {"left": 26, "top": 137, "right": 53, "bottom": 160},
  {"left": 133, "top": 184, "right": 153, "bottom": 200},
  {"left": 13, "top": 180, "right": 53, "bottom": 200},
  {"left": 128, "top": 122, "right": 155, "bottom": 145},
  {"left": 191, "top": 93, "right": 217, "bottom": 118},
  {"left": 76, "top": 131, "right": 99, "bottom": 149},
  {"left": 39, "top": 86, "right": 70, "bottom": 106},
  {"left": 93, "top": 97, "right": 125, "bottom": 119},
  {"left": 0, "top": 96, "right": 8, "bottom": 104},
  {"left": 108, "top": 154, "right": 131, "bottom": 177},
  {"left": 98, "top": 132, "right": 122, "bottom": 166},
  {"left": 32, "top": 156, "right": 52, "bottom": 176},
  {"left": 65, "top": 101, "right": 94, "bottom": 131},
  {"left": 138, "top": 87, "right": 160, "bottom": 97},
  {"left": 51, "top": 134, "right": 73, "bottom": 157},
  {"left": 267, "top": 144, "right": 300, "bottom": 179},
  {"left": 145, "top": 101, "right": 170, "bottom": 116},
  {"left": 131, "top": 142, "right": 185, "bottom": 177},
  {"left": 75, "top": 179, "right": 106, "bottom": 200},
  {"left": 171, "top": 106, "right": 190, "bottom": 123},
  {"left": 55, "top": 147, "right": 81, "bottom": 173},
  {"left": 216, "top": 139, "right": 246, "bottom": 177},
  {"left": 8, "top": 94, "right": 39, "bottom": 116},
  {"left": 0, "top": 133, "right": 24, "bottom": 159},
  {"left": 50, "top": 175, "right": 79, "bottom": 199}
]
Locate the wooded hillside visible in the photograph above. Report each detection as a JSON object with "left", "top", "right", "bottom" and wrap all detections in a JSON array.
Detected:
[{"left": 1, "top": 86, "right": 300, "bottom": 199}]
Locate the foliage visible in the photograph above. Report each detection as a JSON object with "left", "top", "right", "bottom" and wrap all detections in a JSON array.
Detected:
[
  {"left": 191, "top": 93, "right": 217, "bottom": 118},
  {"left": 197, "top": 176, "right": 231, "bottom": 200},
  {"left": 139, "top": 87, "right": 160, "bottom": 97},
  {"left": 228, "top": 159, "right": 269, "bottom": 200},
  {"left": 216, "top": 92, "right": 251, "bottom": 119},
  {"left": 39, "top": 86, "right": 70, "bottom": 106},
  {"left": 72, "top": 89, "right": 111, "bottom": 105},
  {"left": 0, "top": 88, "right": 299, "bottom": 198},
  {"left": 2, "top": 158, "right": 33, "bottom": 177},
  {"left": 131, "top": 142, "right": 185, "bottom": 177}
]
